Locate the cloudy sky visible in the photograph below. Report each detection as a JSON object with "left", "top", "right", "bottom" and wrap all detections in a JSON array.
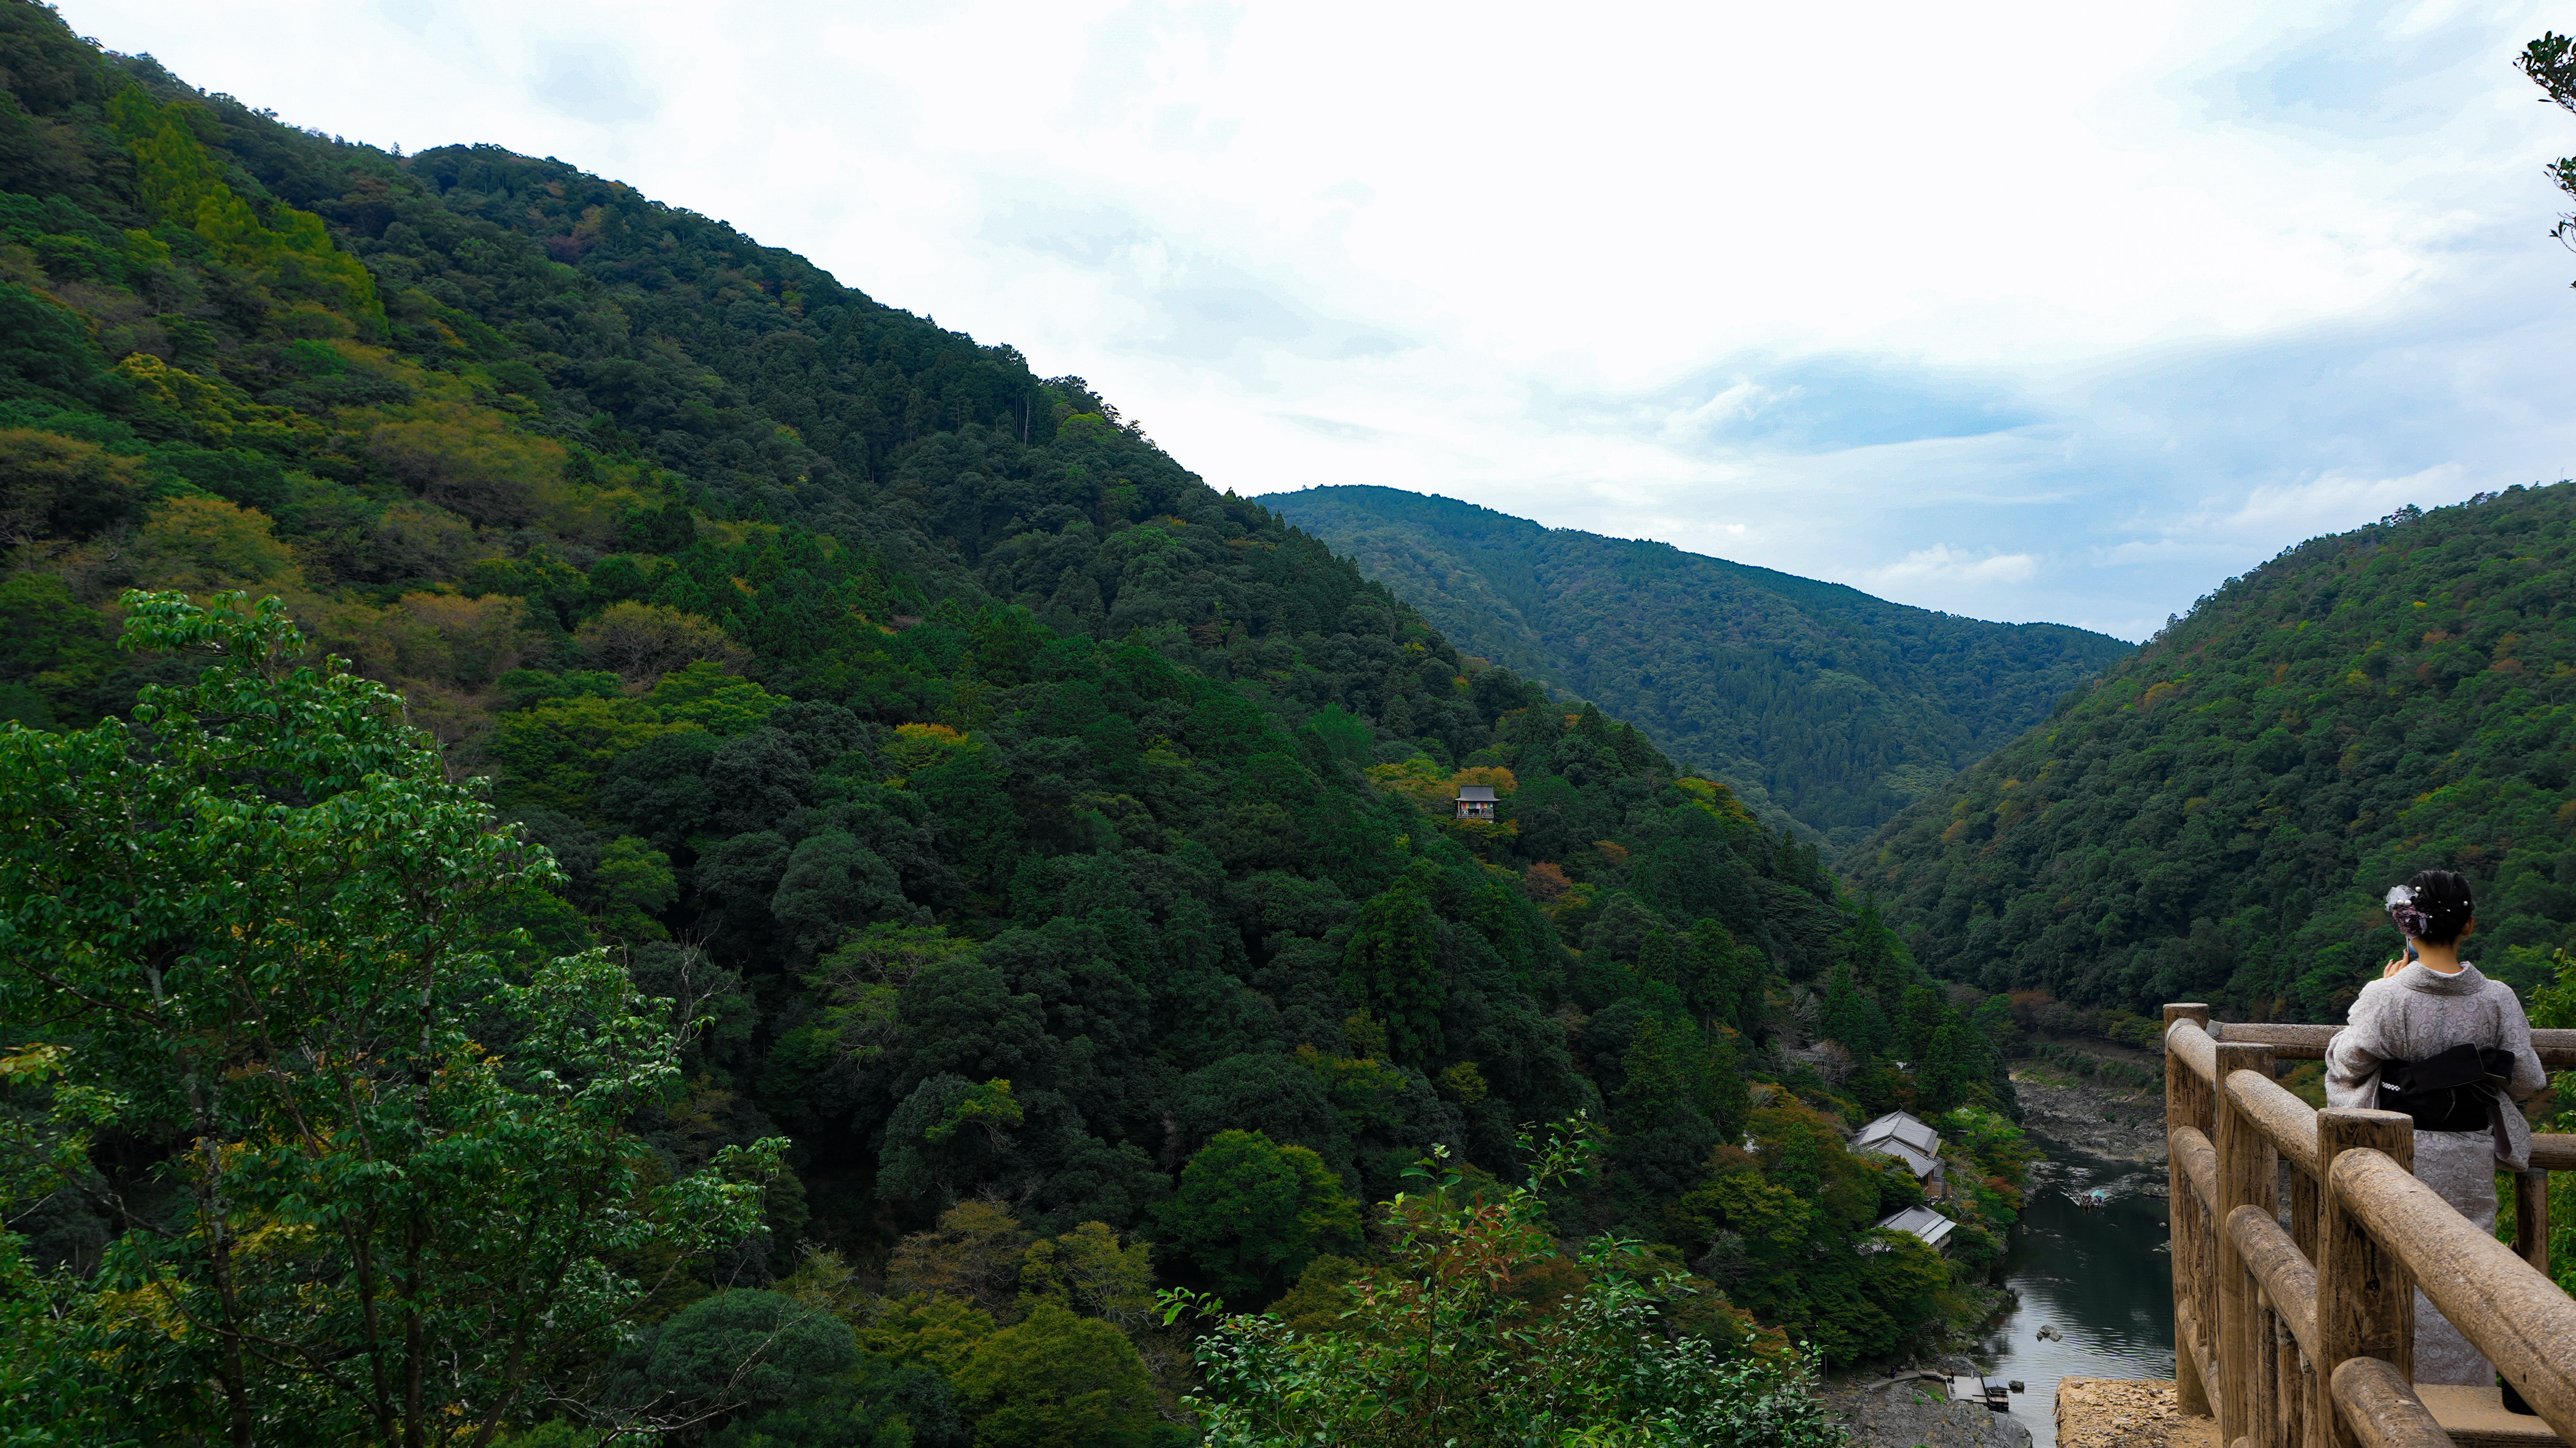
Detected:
[{"left": 54, "top": 0, "right": 2576, "bottom": 638}]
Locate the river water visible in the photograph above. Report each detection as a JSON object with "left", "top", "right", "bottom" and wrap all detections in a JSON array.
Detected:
[{"left": 1959, "top": 1139, "right": 2177, "bottom": 1448}]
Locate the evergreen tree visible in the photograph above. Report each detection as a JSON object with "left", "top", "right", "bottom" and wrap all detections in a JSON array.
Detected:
[
  {"left": 1340, "top": 864, "right": 1448, "bottom": 1060},
  {"left": 1817, "top": 963, "right": 1887, "bottom": 1058},
  {"left": 1159, "top": 1131, "right": 1359, "bottom": 1301}
]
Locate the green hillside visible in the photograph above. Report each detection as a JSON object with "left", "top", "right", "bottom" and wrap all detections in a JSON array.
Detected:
[
  {"left": 0, "top": 7, "right": 2030, "bottom": 1441},
  {"left": 1262, "top": 485, "right": 2132, "bottom": 844},
  {"left": 1850, "top": 487, "right": 2576, "bottom": 1020}
]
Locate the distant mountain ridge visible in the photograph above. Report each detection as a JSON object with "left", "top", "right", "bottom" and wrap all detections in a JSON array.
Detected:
[{"left": 1260, "top": 486, "right": 2132, "bottom": 843}]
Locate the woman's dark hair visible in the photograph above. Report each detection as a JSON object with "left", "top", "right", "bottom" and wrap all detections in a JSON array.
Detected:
[{"left": 2389, "top": 869, "right": 2475, "bottom": 945}]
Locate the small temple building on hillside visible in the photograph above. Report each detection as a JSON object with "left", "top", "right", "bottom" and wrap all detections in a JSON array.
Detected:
[
  {"left": 1454, "top": 784, "right": 1497, "bottom": 820},
  {"left": 1854, "top": 1110, "right": 1947, "bottom": 1200},
  {"left": 1864, "top": 1204, "right": 1956, "bottom": 1253}
]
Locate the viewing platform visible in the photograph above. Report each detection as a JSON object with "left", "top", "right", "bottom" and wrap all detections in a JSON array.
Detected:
[{"left": 2054, "top": 1008, "right": 2576, "bottom": 1448}]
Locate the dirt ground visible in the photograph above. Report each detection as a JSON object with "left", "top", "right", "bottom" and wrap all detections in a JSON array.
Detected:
[{"left": 2054, "top": 1378, "right": 2217, "bottom": 1448}]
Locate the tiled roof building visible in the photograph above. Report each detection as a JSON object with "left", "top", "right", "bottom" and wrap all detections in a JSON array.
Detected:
[
  {"left": 1866, "top": 1204, "right": 1956, "bottom": 1252},
  {"left": 1853, "top": 1110, "right": 1948, "bottom": 1198}
]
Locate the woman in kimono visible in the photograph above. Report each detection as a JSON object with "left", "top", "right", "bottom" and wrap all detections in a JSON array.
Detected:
[{"left": 2324, "top": 869, "right": 2546, "bottom": 1387}]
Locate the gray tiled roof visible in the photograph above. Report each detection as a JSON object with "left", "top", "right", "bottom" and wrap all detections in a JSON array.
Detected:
[
  {"left": 1866, "top": 1140, "right": 1945, "bottom": 1180},
  {"left": 1855, "top": 1111, "right": 1941, "bottom": 1155},
  {"left": 1456, "top": 785, "right": 1498, "bottom": 802},
  {"left": 1868, "top": 1205, "right": 1956, "bottom": 1250},
  {"left": 1854, "top": 1111, "right": 1945, "bottom": 1180}
]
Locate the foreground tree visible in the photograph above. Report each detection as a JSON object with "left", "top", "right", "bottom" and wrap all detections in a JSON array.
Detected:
[
  {"left": 1168, "top": 1120, "right": 1847, "bottom": 1448},
  {"left": 2521, "top": 32, "right": 2576, "bottom": 265},
  {"left": 0, "top": 592, "right": 778, "bottom": 1448}
]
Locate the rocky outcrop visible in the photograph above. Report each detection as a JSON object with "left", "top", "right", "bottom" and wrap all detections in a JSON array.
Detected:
[{"left": 2010, "top": 1068, "right": 2168, "bottom": 1164}]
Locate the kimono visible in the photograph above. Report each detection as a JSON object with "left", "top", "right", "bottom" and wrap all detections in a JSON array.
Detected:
[{"left": 2325, "top": 962, "right": 2546, "bottom": 1385}]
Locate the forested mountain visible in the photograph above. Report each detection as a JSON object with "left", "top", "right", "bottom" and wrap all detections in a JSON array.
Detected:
[
  {"left": 1262, "top": 486, "right": 2131, "bottom": 846},
  {"left": 1852, "top": 487, "right": 2576, "bottom": 1021},
  {"left": 0, "top": 6, "right": 2029, "bottom": 1443}
]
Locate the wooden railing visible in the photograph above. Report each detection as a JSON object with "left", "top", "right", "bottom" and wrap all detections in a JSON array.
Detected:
[{"left": 2161, "top": 1005, "right": 2576, "bottom": 1448}]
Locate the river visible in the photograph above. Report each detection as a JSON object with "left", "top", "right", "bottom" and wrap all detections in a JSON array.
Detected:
[{"left": 1959, "top": 1139, "right": 2177, "bottom": 1448}]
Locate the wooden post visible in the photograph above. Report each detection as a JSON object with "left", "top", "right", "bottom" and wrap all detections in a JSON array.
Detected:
[
  {"left": 2276, "top": 1312, "right": 2304, "bottom": 1448},
  {"left": 2302, "top": 1349, "right": 2327, "bottom": 1448},
  {"left": 2168, "top": 1004, "right": 2213, "bottom": 1418},
  {"left": 2217, "top": 1042, "right": 2280, "bottom": 1448},
  {"left": 2255, "top": 1280, "right": 2283, "bottom": 1448},
  {"left": 2515, "top": 1168, "right": 2549, "bottom": 1276},
  {"left": 2317, "top": 1108, "right": 2412, "bottom": 1448},
  {"left": 2291, "top": 1169, "right": 2320, "bottom": 1259},
  {"left": 2293, "top": 1164, "right": 2327, "bottom": 1448}
]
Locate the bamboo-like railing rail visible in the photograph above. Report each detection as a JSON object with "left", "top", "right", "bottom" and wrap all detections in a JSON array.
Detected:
[{"left": 2162, "top": 1006, "right": 2576, "bottom": 1448}]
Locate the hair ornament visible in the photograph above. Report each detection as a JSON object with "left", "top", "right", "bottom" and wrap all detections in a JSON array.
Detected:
[{"left": 2384, "top": 884, "right": 2432, "bottom": 940}]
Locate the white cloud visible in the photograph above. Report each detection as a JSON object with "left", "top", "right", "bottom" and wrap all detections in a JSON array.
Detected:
[
  {"left": 2102, "top": 465, "right": 2469, "bottom": 567},
  {"left": 1660, "top": 381, "right": 1794, "bottom": 443},
  {"left": 1864, "top": 547, "right": 2044, "bottom": 590}
]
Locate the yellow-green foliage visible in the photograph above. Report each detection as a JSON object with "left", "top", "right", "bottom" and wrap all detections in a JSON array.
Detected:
[
  {"left": 572, "top": 601, "right": 744, "bottom": 680},
  {"left": 646, "top": 658, "right": 787, "bottom": 733},
  {"left": 0, "top": 428, "right": 144, "bottom": 539},
  {"left": 1675, "top": 775, "right": 1756, "bottom": 826},
  {"left": 1365, "top": 757, "right": 1517, "bottom": 816},
  {"left": 487, "top": 695, "right": 693, "bottom": 818},
  {"left": 858, "top": 1292, "right": 1000, "bottom": 1377},
  {"left": 128, "top": 495, "right": 301, "bottom": 592},
  {"left": 107, "top": 88, "right": 381, "bottom": 325},
  {"left": 1018, "top": 1221, "right": 1158, "bottom": 1330},
  {"left": 883, "top": 720, "right": 971, "bottom": 777},
  {"left": 113, "top": 354, "right": 313, "bottom": 448}
]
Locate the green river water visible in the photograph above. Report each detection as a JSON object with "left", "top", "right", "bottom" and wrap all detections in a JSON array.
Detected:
[{"left": 1961, "top": 1138, "right": 2177, "bottom": 1448}]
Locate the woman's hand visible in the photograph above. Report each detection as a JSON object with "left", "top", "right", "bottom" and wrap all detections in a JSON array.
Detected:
[{"left": 2382, "top": 957, "right": 2409, "bottom": 979}]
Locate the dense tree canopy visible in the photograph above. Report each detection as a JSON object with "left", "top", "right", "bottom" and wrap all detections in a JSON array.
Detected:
[
  {"left": 0, "top": 5, "right": 2039, "bottom": 1439},
  {"left": 1853, "top": 488, "right": 2576, "bottom": 1019}
]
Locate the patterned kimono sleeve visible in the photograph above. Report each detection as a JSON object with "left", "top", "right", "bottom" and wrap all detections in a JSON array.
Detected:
[
  {"left": 2496, "top": 988, "right": 2547, "bottom": 1100},
  {"left": 2324, "top": 983, "right": 2394, "bottom": 1109}
]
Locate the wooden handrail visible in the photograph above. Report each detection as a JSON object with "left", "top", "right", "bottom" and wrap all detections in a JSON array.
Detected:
[
  {"left": 2203, "top": 1022, "right": 2576, "bottom": 1070},
  {"left": 2330, "top": 1358, "right": 2452, "bottom": 1448},
  {"left": 2329, "top": 1148, "right": 2576, "bottom": 1444},
  {"left": 2173, "top": 1124, "right": 2218, "bottom": 1209},
  {"left": 2225, "top": 1067, "right": 2323, "bottom": 1179},
  {"left": 2164, "top": 1007, "right": 2575, "bottom": 1448},
  {"left": 2229, "top": 1203, "right": 2320, "bottom": 1362},
  {"left": 2170, "top": 1017, "right": 2220, "bottom": 1082}
]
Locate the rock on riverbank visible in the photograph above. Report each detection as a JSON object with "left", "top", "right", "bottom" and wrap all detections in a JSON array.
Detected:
[{"left": 2010, "top": 1065, "right": 2167, "bottom": 1164}]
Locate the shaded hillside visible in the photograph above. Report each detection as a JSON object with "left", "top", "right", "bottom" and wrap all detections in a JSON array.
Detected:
[
  {"left": 1262, "top": 486, "right": 2131, "bottom": 844},
  {"left": 1850, "top": 487, "right": 2576, "bottom": 1020},
  {"left": 0, "top": 5, "right": 2034, "bottom": 1438}
]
